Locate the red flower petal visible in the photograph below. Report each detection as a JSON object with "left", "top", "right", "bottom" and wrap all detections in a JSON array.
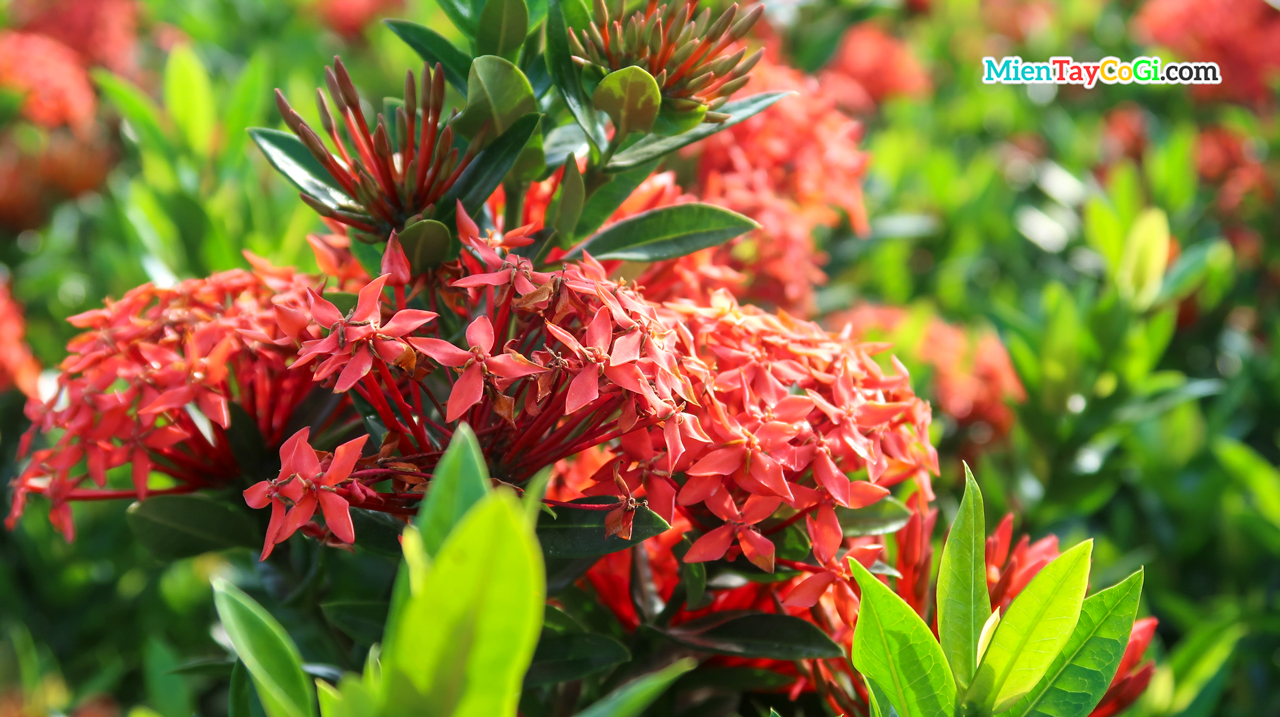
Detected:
[
  {"left": 687, "top": 445, "right": 747, "bottom": 476},
  {"left": 323, "top": 434, "right": 369, "bottom": 486},
  {"left": 334, "top": 346, "right": 374, "bottom": 393},
  {"left": 684, "top": 525, "right": 735, "bottom": 563},
  {"left": 466, "top": 315, "right": 495, "bottom": 354},
  {"left": 318, "top": 490, "right": 355, "bottom": 543},
  {"left": 566, "top": 365, "right": 601, "bottom": 414},
  {"left": 244, "top": 481, "right": 273, "bottom": 509},
  {"left": 783, "top": 571, "right": 838, "bottom": 608},
  {"left": 408, "top": 337, "right": 472, "bottom": 367},
  {"left": 738, "top": 529, "right": 776, "bottom": 572},
  {"left": 847, "top": 479, "right": 890, "bottom": 508},
  {"left": 380, "top": 309, "right": 437, "bottom": 337},
  {"left": 447, "top": 363, "right": 485, "bottom": 422}
]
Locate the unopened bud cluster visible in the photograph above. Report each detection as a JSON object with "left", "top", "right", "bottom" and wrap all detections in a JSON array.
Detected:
[{"left": 569, "top": 0, "right": 764, "bottom": 117}]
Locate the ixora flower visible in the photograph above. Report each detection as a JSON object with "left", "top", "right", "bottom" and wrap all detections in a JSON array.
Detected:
[
  {"left": 8, "top": 264, "right": 318, "bottom": 541},
  {"left": 0, "top": 280, "right": 41, "bottom": 400},
  {"left": 0, "top": 31, "right": 96, "bottom": 132}
]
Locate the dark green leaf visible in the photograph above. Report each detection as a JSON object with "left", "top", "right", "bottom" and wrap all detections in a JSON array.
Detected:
[
  {"left": 656, "top": 611, "right": 843, "bottom": 660},
  {"left": 836, "top": 497, "right": 913, "bottom": 537},
  {"left": 524, "top": 632, "right": 630, "bottom": 686},
  {"left": 850, "top": 558, "right": 956, "bottom": 717},
  {"left": 606, "top": 92, "right": 790, "bottom": 172},
  {"left": 572, "top": 159, "right": 659, "bottom": 239},
  {"left": 385, "top": 20, "right": 472, "bottom": 95},
  {"left": 435, "top": 113, "right": 541, "bottom": 226},
  {"left": 321, "top": 600, "right": 389, "bottom": 646},
  {"left": 674, "top": 666, "right": 793, "bottom": 692},
  {"left": 248, "top": 128, "right": 351, "bottom": 209},
  {"left": 937, "top": 466, "right": 989, "bottom": 691},
  {"left": 477, "top": 0, "right": 529, "bottom": 61},
  {"left": 1001, "top": 569, "right": 1143, "bottom": 717},
  {"left": 212, "top": 579, "right": 316, "bottom": 717},
  {"left": 546, "top": 0, "right": 606, "bottom": 148},
  {"left": 227, "top": 402, "right": 272, "bottom": 483},
  {"left": 348, "top": 508, "right": 407, "bottom": 556},
  {"left": 170, "top": 658, "right": 236, "bottom": 677},
  {"left": 229, "top": 661, "right": 254, "bottom": 717},
  {"left": 566, "top": 203, "right": 757, "bottom": 262},
  {"left": 126, "top": 495, "right": 260, "bottom": 561},
  {"left": 452, "top": 56, "right": 537, "bottom": 139},
  {"left": 550, "top": 156, "right": 584, "bottom": 243},
  {"left": 398, "top": 219, "right": 453, "bottom": 273},
  {"left": 415, "top": 423, "right": 491, "bottom": 557},
  {"left": 574, "top": 659, "right": 696, "bottom": 717},
  {"left": 536, "top": 497, "right": 670, "bottom": 558},
  {"left": 592, "top": 67, "right": 661, "bottom": 138}
]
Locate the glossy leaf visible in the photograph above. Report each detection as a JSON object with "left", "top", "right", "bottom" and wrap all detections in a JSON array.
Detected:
[
  {"left": 164, "top": 45, "right": 216, "bottom": 156},
  {"left": 937, "top": 466, "right": 989, "bottom": 691},
  {"left": 536, "top": 497, "right": 670, "bottom": 557},
  {"left": 524, "top": 632, "right": 630, "bottom": 686},
  {"left": 566, "top": 203, "right": 758, "bottom": 262},
  {"left": 574, "top": 659, "right": 696, "bottom": 717},
  {"left": 550, "top": 156, "right": 585, "bottom": 244},
  {"left": 435, "top": 113, "right": 542, "bottom": 224},
  {"left": 382, "top": 491, "right": 544, "bottom": 715},
  {"left": 415, "top": 423, "right": 492, "bottom": 557},
  {"left": 592, "top": 67, "right": 661, "bottom": 138},
  {"left": 452, "top": 56, "right": 537, "bottom": 140},
  {"left": 970, "top": 540, "right": 1093, "bottom": 713},
  {"left": 430, "top": 0, "right": 478, "bottom": 39},
  {"left": 546, "top": 0, "right": 606, "bottom": 148},
  {"left": 398, "top": 219, "right": 453, "bottom": 273},
  {"left": 126, "top": 495, "right": 260, "bottom": 561},
  {"left": 249, "top": 129, "right": 351, "bottom": 209},
  {"left": 657, "top": 611, "right": 843, "bottom": 660},
  {"left": 850, "top": 558, "right": 956, "bottom": 717},
  {"left": 1001, "top": 569, "right": 1143, "bottom": 717},
  {"left": 573, "top": 159, "right": 660, "bottom": 239},
  {"left": 606, "top": 92, "right": 790, "bottom": 172},
  {"left": 385, "top": 20, "right": 472, "bottom": 95},
  {"left": 212, "top": 578, "right": 315, "bottom": 717},
  {"left": 836, "top": 497, "right": 914, "bottom": 536},
  {"left": 476, "top": 0, "right": 528, "bottom": 61}
]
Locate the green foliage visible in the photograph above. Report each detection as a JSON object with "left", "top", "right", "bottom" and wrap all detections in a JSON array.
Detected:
[
  {"left": 126, "top": 494, "right": 261, "bottom": 560},
  {"left": 566, "top": 203, "right": 758, "bottom": 262},
  {"left": 936, "top": 467, "right": 988, "bottom": 692},
  {"left": 213, "top": 579, "right": 316, "bottom": 717}
]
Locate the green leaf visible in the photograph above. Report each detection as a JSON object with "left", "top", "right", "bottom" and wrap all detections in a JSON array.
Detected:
[
  {"left": 566, "top": 203, "right": 757, "bottom": 262},
  {"left": 145, "top": 638, "right": 194, "bottom": 717},
  {"left": 384, "top": 20, "right": 473, "bottom": 95},
  {"left": 94, "top": 70, "right": 170, "bottom": 154},
  {"left": 164, "top": 45, "right": 216, "bottom": 157},
  {"left": 321, "top": 601, "right": 389, "bottom": 646},
  {"left": 477, "top": 0, "right": 529, "bottom": 61},
  {"left": 212, "top": 578, "right": 316, "bottom": 717},
  {"left": 606, "top": 92, "right": 790, "bottom": 172},
  {"left": 535, "top": 497, "right": 670, "bottom": 558},
  {"left": 1116, "top": 208, "right": 1170, "bottom": 311},
  {"left": 382, "top": 491, "right": 545, "bottom": 715},
  {"left": 655, "top": 612, "right": 843, "bottom": 660},
  {"left": 452, "top": 56, "right": 538, "bottom": 140},
  {"left": 550, "top": 156, "right": 585, "bottom": 244},
  {"left": 415, "top": 423, "right": 492, "bottom": 557},
  {"left": 653, "top": 100, "right": 707, "bottom": 136},
  {"left": 969, "top": 541, "right": 1093, "bottom": 714},
  {"left": 850, "top": 558, "right": 956, "bottom": 717},
  {"left": 222, "top": 52, "right": 270, "bottom": 164},
  {"left": 837, "top": 497, "right": 914, "bottom": 537},
  {"left": 937, "top": 466, "right": 989, "bottom": 691},
  {"left": 396, "top": 219, "right": 453, "bottom": 273},
  {"left": 435, "top": 113, "right": 542, "bottom": 225},
  {"left": 229, "top": 661, "right": 254, "bottom": 717},
  {"left": 1214, "top": 437, "right": 1280, "bottom": 530},
  {"left": 573, "top": 159, "right": 659, "bottom": 238},
  {"left": 248, "top": 128, "right": 351, "bottom": 209},
  {"left": 126, "top": 495, "right": 260, "bottom": 561},
  {"left": 524, "top": 632, "right": 630, "bottom": 686},
  {"left": 1000, "top": 569, "right": 1143, "bottom": 717},
  {"left": 429, "top": 0, "right": 478, "bottom": 38},
  {"left": 574, "top": 659, "right": 696, "bottom": 717},
  {"left": 592, "top": 67, "right": 661, "bottom": 138},
  {"left": 546, "top": 0, "right": 607, "bottom": 148}
]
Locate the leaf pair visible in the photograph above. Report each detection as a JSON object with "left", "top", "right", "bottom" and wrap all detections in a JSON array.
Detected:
[{"left": 852, "top": 468, "right": 1145, "bottom": 717}]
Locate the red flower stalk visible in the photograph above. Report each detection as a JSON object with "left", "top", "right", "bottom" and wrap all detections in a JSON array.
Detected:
[
  {"left": 274, "top": 59, "right": 477, "bottom": 239},
  {"left": 568, "top": 0, "right": 764, "bottom": 114},
  {"left": 8, "top": 264, "right": 318, "bottom": 540}
]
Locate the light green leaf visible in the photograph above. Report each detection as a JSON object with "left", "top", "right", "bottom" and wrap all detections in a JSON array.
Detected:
[
  {"left": 477, "top": 0, "right": 529, "bottom": 61},
  {"left": 382, "top": 491, "right": 545, "bottom": 716},
  {"left": 606, "top": 92, "right": 790, "bottom": 172},
  {"left": 1116, "top": 208, "right": 1170, "bottom": 311},
  {"left": 223, "top": 52, "right": 270, "bottom": 163},
  {"left": 1000, "top": 569, "right": 1143, "bottom": 717},
  {"left": 94, "top": 70, "right": 170, "bottom": 154},
  {"left": 850, "top": 558, "right": 956, "bottom": 717},
  {"left": 1214, "top": 437, "right": 1280, "bottom": 529},
  {"left": 937, "top": 466, "right": 989, "bottom": 691},
  {"left": 452, "top": 56, "right": 537, "bottom": 140},
  {"left": 415, "top": 423, "right": 492, "bottom": 557},
  {"left": 566, "top": 203, "right": 758, "bottom": 262},
  {"left": 144, "top": 639, "right": 193, "bottom": 717},
  {"left": 164, "top": 45, "right": 216, "bottom": 157},
  {"left": 969, "top": 541, "right": 1092, "bottom": 714},
  {"left": 212, "top": 579, "right": 315, "bottom": 717},
  {"left": 573, "top": 659, "right": 696, "bottom": 717},
  {"left": 592, "top": 67, "right": 661, "bottom": 139}
]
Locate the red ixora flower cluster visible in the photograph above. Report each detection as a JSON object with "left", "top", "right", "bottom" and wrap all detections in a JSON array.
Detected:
[
  {"left": 818, "top": 23, "right": 931, "bottom": 115},
  {"left": 0, "top": 280, "right": 42, "bottom": 400},
  {"left": 681, "top": 46, "right": 870, "bottom": 315},
  {"left": 1134, "top": 0, "right": 1280, "bottom": 106},
  {"left": 8, "top": 263, "right": 318, "bottom": 540}
]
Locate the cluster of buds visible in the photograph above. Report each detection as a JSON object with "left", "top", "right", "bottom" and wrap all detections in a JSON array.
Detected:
[
  {"left": 275, "top": 59, "right": 476, "bottom": 240},
  {"left": 568, "top": 0, "right": 764, "bottom": 117},
  {"left": 8, "top": 263, "right": 320, "bottom": 540}
]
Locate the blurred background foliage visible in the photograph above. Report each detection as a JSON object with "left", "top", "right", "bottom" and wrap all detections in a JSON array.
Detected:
[{"left": 1, "top": 0, "right": 1278, "bottom": 714}]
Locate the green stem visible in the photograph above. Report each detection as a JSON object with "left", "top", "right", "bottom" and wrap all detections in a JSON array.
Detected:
[{"left": 503, "top": 180, "right": 528, "bottom": 230}]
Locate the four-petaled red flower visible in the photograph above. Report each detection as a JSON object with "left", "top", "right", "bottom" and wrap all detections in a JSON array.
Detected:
[{"left": 410, "top": 315, "right": 547, "bottom": 422}]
